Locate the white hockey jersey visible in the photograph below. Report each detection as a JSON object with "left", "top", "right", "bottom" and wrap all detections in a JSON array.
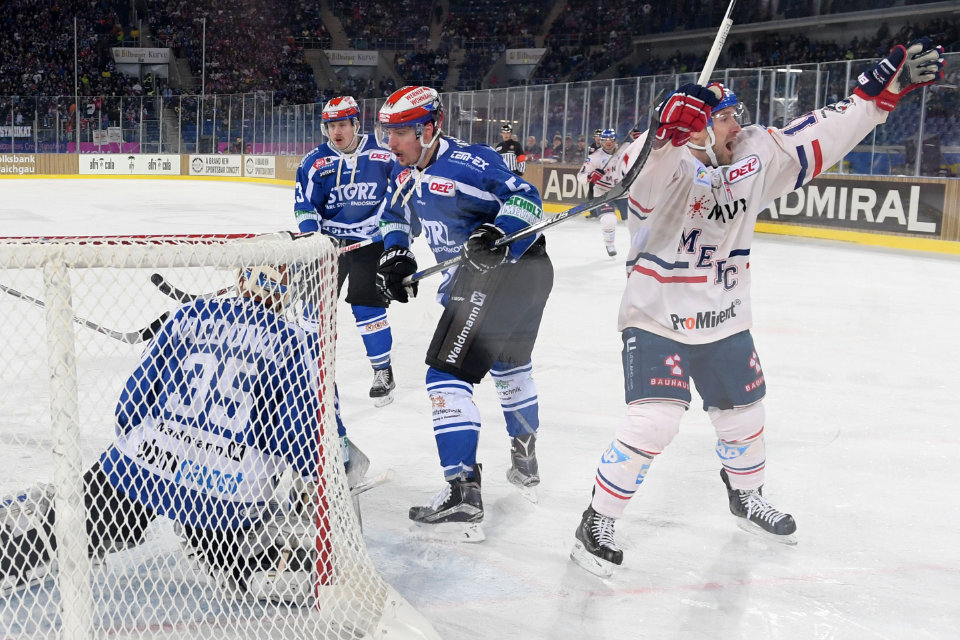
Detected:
[
  {"left": 619, "top": 95, "right": 888, "bottom": 344},
  {"left": 576, "top": 145, "right": 625, "bottom": 196}
]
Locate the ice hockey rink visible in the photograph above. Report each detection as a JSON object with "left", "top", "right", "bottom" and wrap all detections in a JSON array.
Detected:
[{"left": 2, "top": 177, "right": 959, "bottom": 639}]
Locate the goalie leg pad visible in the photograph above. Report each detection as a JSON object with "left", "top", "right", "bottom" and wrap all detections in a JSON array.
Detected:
[
  {"left": 709, "top": 403, "right": 766, "bottom": 491},
  {"left": 0, "top": 484, "right": 56, "bottom": 595}
]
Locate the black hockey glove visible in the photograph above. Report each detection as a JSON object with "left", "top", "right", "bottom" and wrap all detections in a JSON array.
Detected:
[
  {"left": 854, "top": 36, "right": 945, "bottom": 111},
  {"left": 376, "top": 247, "right": 418, "bottom": 303},
  {"left": 463, "top": 223, "right": 508, "bottom": 273}
]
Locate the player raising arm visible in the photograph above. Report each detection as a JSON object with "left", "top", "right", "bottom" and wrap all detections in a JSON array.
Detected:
[
  {"left": 375, "top": 86, "right": 554, "bottom": 540},
  {"left": 294, "top": 96, "right": 399, "bottom": 406},
  {"left": 570, "top": 37, "right": 945, "bottom": 577}
]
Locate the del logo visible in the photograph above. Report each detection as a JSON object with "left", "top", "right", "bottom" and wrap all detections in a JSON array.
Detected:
[
  {"left": 429, "top": 178, "right": 455, "bottom": 196},
  {"left": 312, "top": 157, "right": 328, "bottom": 170},
  {"left": 726, "top": 155, "right": 760, "bottom": 184},
  {"left": 369, "top": 151, "right": 391, "bottom": 162}
]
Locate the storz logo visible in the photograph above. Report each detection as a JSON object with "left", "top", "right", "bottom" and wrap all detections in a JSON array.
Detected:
[
  {"left": 428, "top": 178, "right": 455, "bottom": 196},
  {"left": 725, "top": 155, "right": 760, "bottom": 184},
  {"left": 369, "top": 151, "right": 392, "bottom": 162}
]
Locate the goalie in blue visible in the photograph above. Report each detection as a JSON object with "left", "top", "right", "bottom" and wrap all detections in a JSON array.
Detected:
[{"left": 0, "top": 263, "right": 334, "bottom": 604}]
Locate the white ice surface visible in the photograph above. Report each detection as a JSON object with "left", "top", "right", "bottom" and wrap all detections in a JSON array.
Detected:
[{"left": 2, "top": 178, "right": 959, "bottom": 639}]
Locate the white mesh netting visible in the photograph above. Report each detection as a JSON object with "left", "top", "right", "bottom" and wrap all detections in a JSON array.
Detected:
[{"left": 0, "top": 233, "right": 433, "bottom": 640}]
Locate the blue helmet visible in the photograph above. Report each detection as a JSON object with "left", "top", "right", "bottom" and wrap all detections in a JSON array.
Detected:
[
  {"left": 599, "top": 128, "right": 617, "bottom": 141},
  {"left": 708, "top": 85, "right": 747, "bottom": 126}
]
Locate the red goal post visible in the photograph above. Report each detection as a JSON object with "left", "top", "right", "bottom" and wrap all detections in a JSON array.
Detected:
[{"left": 0, "top": 232, "right": 437, "bottom": 639}]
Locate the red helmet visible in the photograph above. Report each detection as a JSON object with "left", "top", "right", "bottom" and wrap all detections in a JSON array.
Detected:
[
  {"left": 378, "top": 86, "right": 443, "bottom": 133},
  {"left": 322, "top": 96, "right": 359, "bottom": 123}
]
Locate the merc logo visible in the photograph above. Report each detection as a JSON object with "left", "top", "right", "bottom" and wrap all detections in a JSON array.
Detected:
[
  {"left": 726, "top": 155, "right": 760, "bottom": 184},
  {"left": 429, "top": 178, "right": 455, "bottom": 196}
]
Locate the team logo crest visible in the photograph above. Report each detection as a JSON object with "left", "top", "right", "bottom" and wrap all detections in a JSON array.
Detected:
[
  {"left": 664, "top": 354, "right": 683, "bottom": 377},
  {"left": 748, "top": 351, "right": 762, "bottom": 375},
  {"left": 689, "top": 196, "right": 711, "bottom": 218}
]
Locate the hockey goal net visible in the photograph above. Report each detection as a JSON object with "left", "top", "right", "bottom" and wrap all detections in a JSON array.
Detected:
[{"left": 0, "top": 233, "right": 436, "bottom": 640}]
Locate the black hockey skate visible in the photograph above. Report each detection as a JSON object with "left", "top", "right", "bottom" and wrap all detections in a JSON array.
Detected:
[
  {"left": 604, "top": 244, "right": 618, "bottom": 257},
  {"left": 720, "top": 469, "right": 797, "bottom": 544},
  {"left": 409, "top": 466, "right": 484, "bottom": 542},
  {"left": 369, "top": 366, "right": 395, "bottom": 407},
  {"left": 570, "top": 506, "right": 623, "bottom": 578},
  {"left": 506, "top": 434, "right": 540, "bottom": 503}
]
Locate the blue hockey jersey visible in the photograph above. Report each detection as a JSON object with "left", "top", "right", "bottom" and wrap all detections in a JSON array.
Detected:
[
  {"left": 100, "top": 297, "right": 321, "bottom": 531},
  {"left": 379, "top": 136, "right": 544, "bottom": 295},
  {"left": 294, "top": 134, "right": 396, "bottom": 242}
]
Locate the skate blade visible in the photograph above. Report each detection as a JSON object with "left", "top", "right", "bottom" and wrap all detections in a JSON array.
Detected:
[
  {"left": 735, "top": 519, "right": 798, "bottom": 545},
  {"left": 569, "top": 541, "right": 616, "bottom": 578},
  {"left": 410, "top": 521, "right": 486, "bottom": 543},
  {"left": 372, "top": 392, "right": 394, "bottom": 408},
  {"left": 605, "top": 247, "right": 617, "bottom": 257},
  {"left": 511, "top": 482, "right": 539, "bottom": 504},
  {"left": 350, "top": 469, "right": 395, "bottom": 497}
]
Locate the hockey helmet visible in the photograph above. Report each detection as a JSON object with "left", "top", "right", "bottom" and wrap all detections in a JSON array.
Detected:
[
  {"left": 501, "top": 123, "right": 513, "bottom": 133},
  {"left": 322, "top": 96, "right": 359, "bottom": 123},
  {"left": 707, "top": 84, "right": 748, "bottom": 126},
  {"left": 377, "top": 86, "right": 444, "bottom": 136},
  {"left": 599, "top": 128, "right": 617, "bottom": 141},
  {"left": 593, "top": 128, "right": 603, "bottom": 136}
]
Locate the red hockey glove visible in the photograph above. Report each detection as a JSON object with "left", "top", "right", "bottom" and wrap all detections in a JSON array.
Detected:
[
  {"left": 853, "top": 36, "right": 945, "bottom": 111},
  {"left": 587, "top": 169, "right": 604, "bottom": 185},
  {"left": 655, "top": 83, "right": 721, "bottom": 147}
]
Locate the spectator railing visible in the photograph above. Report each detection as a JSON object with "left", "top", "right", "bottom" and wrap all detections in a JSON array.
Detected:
[{"left": 2, "top": 52, "right": 956, "bottom": 177}]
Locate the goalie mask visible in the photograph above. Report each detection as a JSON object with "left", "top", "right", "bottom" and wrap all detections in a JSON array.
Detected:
[{"left": 237, "top": 264, "right": 292, "bottom": 311}]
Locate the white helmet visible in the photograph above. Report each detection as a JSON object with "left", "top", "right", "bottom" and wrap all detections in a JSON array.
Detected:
[{"left": 322, "top": 96, "right": 360, "bottom": 125}]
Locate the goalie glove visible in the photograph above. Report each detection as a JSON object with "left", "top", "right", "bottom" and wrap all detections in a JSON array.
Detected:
[
  {"left": 463, "top": 223, "right": 508, "bottom": 273},
  {"left": 376, "top": 247, "right": 418, "bottom": 303},
  {"left": 854, "top": 36, "right": 945, "bottom": 111},
  {"left": 655, "top": 83, "right": 722, "bottom": 147}
]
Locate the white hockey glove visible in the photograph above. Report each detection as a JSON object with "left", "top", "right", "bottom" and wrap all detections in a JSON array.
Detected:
[
  {"left": 463, "top": 223, "right": 508, "bottom": 273},
  {"left": 854, "top": 36, "right": 945, "bottom": 111}
]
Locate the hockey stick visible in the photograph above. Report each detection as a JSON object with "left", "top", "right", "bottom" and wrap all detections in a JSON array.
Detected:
[
  {"left": 151, "top": 237, "right": 374, "bottom": 304},
  {"left": 0, "top": 282, "right": 168, "bottom": 345},
  {"left": 403, "top": 105, "right": 660, "bottom": 285},
  {"left": 402, "top": 2, "right": 736, "bottom": 285}
]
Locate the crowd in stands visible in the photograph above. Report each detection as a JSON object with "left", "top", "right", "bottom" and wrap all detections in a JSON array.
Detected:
[
  {"left": 148, "top": 0, "right": 319, "bottom": 106},
  {"left": 332, "top": 0, "right": 432, "bottom": 51}
]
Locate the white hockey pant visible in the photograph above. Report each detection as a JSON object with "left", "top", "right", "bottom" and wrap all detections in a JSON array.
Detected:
[
  {"left": 591, "top": 402, "right": 685, "bottom": 519},
  {"left": 709, "top": 403, "right": 766, "bottom": 491}
]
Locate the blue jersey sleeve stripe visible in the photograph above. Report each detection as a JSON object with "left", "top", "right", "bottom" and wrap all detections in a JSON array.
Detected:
[{"left": 794, "top": 144, "right": 808, "bottom": 190}]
